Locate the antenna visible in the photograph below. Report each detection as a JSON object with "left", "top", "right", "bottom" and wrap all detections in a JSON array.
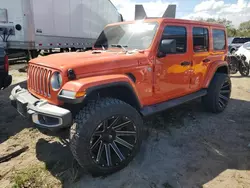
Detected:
[{"left": 134, "top": 4, "right": 176, "bottom": 20}]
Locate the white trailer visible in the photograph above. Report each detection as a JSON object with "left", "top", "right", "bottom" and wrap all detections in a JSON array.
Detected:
[{"left": 0, "top": 0, "right": 122, "bottom": 59}]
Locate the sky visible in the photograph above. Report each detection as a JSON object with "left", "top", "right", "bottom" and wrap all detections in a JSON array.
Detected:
[{"left": 110, "top": 0, "right": 250, "bottom": 27}]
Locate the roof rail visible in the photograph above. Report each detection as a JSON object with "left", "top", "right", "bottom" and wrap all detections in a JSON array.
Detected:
[{"left": 135, "top": 4, "right": 176, "bottom": 20}]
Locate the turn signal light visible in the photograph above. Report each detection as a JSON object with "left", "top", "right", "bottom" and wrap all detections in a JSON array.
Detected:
[{"left": 75, "top": 91, "right": 86, "bottom": 98}]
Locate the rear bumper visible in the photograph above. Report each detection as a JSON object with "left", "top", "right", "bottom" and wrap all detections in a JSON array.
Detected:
[{"left": 9, "top": 85, "right": 72, "bottom": 130}]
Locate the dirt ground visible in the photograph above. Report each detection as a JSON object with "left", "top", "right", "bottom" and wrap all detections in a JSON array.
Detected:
[{"left": 1, "top": 64, "right": 250, "bottom": 188}]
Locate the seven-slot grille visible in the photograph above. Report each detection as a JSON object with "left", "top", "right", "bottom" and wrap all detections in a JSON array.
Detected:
[{"left": 28, "top": 64, "right": 53, "bottom": 97}]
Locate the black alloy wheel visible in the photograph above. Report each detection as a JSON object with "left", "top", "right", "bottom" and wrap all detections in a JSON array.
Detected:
[
  {"left": 202, "top": 73, "right": 231, "bottom": 113},
  {"left": 218, "top": 78, "right": 231, "bottom": 109},
  {"left": 90, "top": 116, "right": 137, "bottom": 168},
  {"left": 70, "top": 98, "right": 143, "bottom": 176}
]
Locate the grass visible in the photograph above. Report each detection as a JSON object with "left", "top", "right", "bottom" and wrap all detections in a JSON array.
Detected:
[{"left": 11, "top": 164, "right": 61, "bottom": 188}]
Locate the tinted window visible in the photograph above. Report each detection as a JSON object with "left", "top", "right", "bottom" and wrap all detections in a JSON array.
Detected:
[
  {"left": 193, "top": 27, "right": 209, "bottom": 52},
  {"left": 212, "top": 29, "right": 226, "bottom": 50},
  {"left": 162, "top": 26, "right": 187, "bottom": 53},
  {"left": 232, "top": 38, "right": 250, "bottom": 44}
]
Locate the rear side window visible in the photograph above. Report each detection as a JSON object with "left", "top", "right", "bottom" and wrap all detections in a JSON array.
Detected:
[
  {"left": 162, "top": 26, "right": 187, "bottom": 54},
  {"left": 193, "top": 27, "right": 209, "bottom": 52},
  {"left": 212, "top": 29, "right": 226, "bottom": 50}
]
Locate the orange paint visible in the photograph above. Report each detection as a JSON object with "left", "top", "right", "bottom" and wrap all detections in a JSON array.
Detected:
[{"left": 28, "top": 18, "right": 227, "bottom": 107}]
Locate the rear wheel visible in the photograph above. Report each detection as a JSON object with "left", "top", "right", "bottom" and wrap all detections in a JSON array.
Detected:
[
  {"left": 202, "top": 73, "right": 231, "bottom": 113},
  {"left": 70, "top": 98, "right": 143, "bottom": 176},
  {"left": 239, "top": 64, "right": 250, "bottom": 76}
]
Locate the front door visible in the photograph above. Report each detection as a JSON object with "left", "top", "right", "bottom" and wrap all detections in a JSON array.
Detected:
[{"left": 154, "top": 24, "right": 192, "bottom": 102}]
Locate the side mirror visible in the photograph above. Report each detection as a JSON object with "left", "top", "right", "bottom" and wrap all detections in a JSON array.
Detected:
[{"left": 158, "top": 39, "right": 176, "bottom": 57}]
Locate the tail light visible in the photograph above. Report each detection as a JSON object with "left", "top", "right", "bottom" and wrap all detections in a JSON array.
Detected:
[{"left": 4, "top": 55, "right": 9, "bottom": 72}]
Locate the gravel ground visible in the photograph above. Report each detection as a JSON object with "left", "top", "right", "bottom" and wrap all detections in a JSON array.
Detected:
[
  {"left": 0, "top": 65, "right": 250, "bottom": 188},
  {"left": 9, "top": 63, "right": 27, "bottom": 85}
]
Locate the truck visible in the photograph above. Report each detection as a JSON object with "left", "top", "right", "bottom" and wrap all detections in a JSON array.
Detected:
[
  {"left": 0, "top": 0, "right": 122, "bottom": 60},
  {"left": 10, "top": 15, "right": 231, "bottom": 176},
  {"left": 0, "top": 43, "right": 11, "bottom": 89}
]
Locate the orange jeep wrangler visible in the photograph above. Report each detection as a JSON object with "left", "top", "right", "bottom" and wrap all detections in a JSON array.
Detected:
[{"left": 10, "top": 18, "right": 231, "bottom": 175}]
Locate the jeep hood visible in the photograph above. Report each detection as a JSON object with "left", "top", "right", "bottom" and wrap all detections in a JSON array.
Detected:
[{"left": 31, "top": 50, "right": 148, "bottom": 75}]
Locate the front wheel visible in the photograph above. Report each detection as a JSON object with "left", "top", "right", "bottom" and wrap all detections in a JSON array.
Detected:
[
  {"left": 202, "top": 73, "right": 231, "bottom": 113},
  {"left": 70, "top": 98, "right": 143, "bottom": 176},
  {"left": 230, "top": 67, "right": 238, "bottom": 74},
  {"left": 231, "top": 49, "right": 236, "bottom": 55}
]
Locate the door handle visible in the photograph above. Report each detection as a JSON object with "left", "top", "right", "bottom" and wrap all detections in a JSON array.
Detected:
[
  {"left": 203, "top": 58, "right": 210, "bottom": 63},
  {"left": 180, "top": 61, "right": 191, "bottom": 66}
]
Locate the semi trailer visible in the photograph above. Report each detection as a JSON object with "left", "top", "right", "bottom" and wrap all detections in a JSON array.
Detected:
[{"left": 0, "top": 0, "right": 122, "bottom": 60}]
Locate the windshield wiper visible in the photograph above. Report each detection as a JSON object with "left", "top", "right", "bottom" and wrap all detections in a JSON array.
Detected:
[{"left": 111, "top": 44, "right": 128, "bottom": 53}]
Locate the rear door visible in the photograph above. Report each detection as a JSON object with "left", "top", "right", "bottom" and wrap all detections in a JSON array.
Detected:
[
  {"left": 190, "top": 26, "right": 227, "bottom": 92},
  {"left": 189, "top": 25, "right": 210, "bottom": 91}
]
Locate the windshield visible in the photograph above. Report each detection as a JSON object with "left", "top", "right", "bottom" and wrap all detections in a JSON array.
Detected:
[
  {"left": 94, "top": 22, "right": 158, "bottom": 50},
  {"left": 232, "top": 38, "right": 250, "bottom": 44}
]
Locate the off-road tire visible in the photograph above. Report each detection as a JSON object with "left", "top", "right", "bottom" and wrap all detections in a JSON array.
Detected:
[
  {"left": 202, "top": 73, "right": 231, "bottom": 113},
  {"left": 239, "top": 64, "right": 250, "bottom": 76},
  {"left": 70, "top": 98, "right": 143, "bottom": 176}
]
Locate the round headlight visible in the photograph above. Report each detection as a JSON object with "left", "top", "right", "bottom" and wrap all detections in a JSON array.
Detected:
[{"left": 51, "top": 72, "right": 62, "bottom": 91}]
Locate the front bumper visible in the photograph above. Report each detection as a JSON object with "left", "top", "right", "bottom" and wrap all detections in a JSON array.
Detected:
[{"left": 9, "top": 85, "right": 72, "bottom": 130}]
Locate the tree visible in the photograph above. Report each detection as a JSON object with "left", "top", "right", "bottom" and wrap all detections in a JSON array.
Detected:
[
  {"left": 237, "top": 20, "right": 250, "bottom": 37},
  {"left": 196, "top": 18, "right": 233, "bottom": 28},
  {"left": 192, "top": 17, "right": 250, "bottom": 37},
  {"left": 227, "top": 28, "right": 237, "bottom": 37},
  {"left": 195, "top": 18, "right": 237, "bottom": 37},
  {"left": 239, "top": 20, "right": 250, "bottom": 31}
]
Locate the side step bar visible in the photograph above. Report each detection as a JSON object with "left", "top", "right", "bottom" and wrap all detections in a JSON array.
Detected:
[{"left": 140, "top": 89, "right": 207, "bottom": 116}]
